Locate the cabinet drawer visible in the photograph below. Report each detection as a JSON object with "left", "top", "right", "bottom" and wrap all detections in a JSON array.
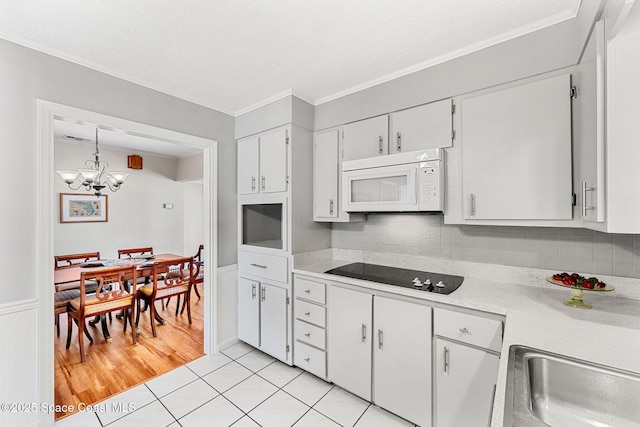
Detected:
[
  {"left": 294, "top": 341, "right": 326, "bottom": 378},
  {"left": 294, "top": 276, "right": 326, "bottom": 305},
  {"left": 238, "top": 251, "right": 288, "bottom": 283},
  {"left": 294, "top": 299, "right": 326, "bottom": 328},
  {"left": 294, "top": 319, "right": 326, "bottom": 350},
  {"left": 434, "top": 308, "right": 503, "bottom": 352}
]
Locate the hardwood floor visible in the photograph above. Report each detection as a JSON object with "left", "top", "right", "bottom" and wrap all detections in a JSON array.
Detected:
[{"left": 54, "top": 283, "right": 205, "bottom": 421}]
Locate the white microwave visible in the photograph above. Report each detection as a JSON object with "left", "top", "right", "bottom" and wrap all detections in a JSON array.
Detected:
[{"left": 342, "top": 149, "right": 444, "bottom": 212}]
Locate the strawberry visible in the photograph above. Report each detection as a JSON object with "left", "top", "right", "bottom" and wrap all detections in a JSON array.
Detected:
[
  {"left": 596, "top": 282, "right": 605, "bottom": 289},
  {"left": 562, "top": 278, "right": 571, "bottom": 286},
  {"left": 582, "top": 282, "right": 593, "bottom": 289},
  {"left": 553, "top": 274, "right": 562, "bottom": 281}
]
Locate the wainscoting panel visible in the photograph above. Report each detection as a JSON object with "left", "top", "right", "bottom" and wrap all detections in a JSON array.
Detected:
[
  {"left": 216, "top": 264, "right": 238, "bottom": 351},
  {"left": 0, "top": 299, "right": 39, "bottom": 427}
]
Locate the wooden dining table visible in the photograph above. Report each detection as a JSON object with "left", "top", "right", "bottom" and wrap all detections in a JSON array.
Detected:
[{"left": 54, "top": 253, "right": 188, "bottom": 341}]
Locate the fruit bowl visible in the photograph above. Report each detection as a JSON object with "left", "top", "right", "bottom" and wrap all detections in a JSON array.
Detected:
[{"left": 547, "top": 273, "right": 615, "bottom": 309}]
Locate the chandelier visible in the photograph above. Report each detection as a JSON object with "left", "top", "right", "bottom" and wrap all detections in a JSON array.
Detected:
[{"left": 56, "top": 128, "right": 129, "bottom": 197}]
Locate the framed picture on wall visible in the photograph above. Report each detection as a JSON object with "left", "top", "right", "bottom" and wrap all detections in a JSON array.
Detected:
[{"left": 60, "top": 193, "right": 108, "bottom": 223}]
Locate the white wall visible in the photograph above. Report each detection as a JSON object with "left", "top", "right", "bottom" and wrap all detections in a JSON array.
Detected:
[
  {"left": 176, "top": 152, "right": 204, "bottom": 182},
  {"left": 184, "top": 182, "right": 205, "bottom": 257},
  {"left": 54, "top": 141, "right": 201, "bottom": 258}
]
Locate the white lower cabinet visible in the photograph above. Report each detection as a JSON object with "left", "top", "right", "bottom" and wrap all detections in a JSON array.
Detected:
[
  {"left": 238, "top": 277, "right": 289, "bottom": 361},
  {"left": 434, "top": 307, "right": 502, "bottom": 427},
  {"left": 373, "top": 296, "right": 432, "bottom": 427},
  {"left": 434, "top": 339, "right": 499, "bottom": 427},
  {"left": 327, "top": 286, "right": 373, "bottom": 400},
  {"left": 238, "top": 278, "right": 260, "bottom": 348},
  {"left": 327, "top": 285, "right": 432, "bottom": 426},
  {"left": 293, "top": 275, "right": 328, "bottom": 379}
]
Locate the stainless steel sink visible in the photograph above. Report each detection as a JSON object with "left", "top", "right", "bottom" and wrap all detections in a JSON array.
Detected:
[{"left": 504, "top": 345, "right": 640, "bottom": 427}]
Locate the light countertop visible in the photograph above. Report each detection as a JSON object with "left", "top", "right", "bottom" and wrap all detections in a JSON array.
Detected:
[{"left": 292, "top": 250, "right": 640, "bottom": 427}]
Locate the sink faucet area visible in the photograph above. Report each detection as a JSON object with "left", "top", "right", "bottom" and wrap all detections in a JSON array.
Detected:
[{"left": 504, "top": 345, "right": 640, "bottom": 427}]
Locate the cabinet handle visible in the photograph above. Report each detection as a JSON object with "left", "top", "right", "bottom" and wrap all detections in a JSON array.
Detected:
[
  {"left": 304, "top": 289, "right": 311, "bottom": 294},
  {"left": 362, "top": 323, "right": 367, "bottom": 343},
  {"left": 329, "top": 199, "right": 334, "bottom": 215},
  {"left": 251, "top": 284, "right": 256, "bottom": 299},
  {"left": 250, "top": 263, "right": 267, "bottom": 269},
  {"left": 304, "top": 357, "right": 310, "bottom": 362},
  {"left": 470, "top": 193, "right": 476, "bottom": 217},
  {"left": 459, "top": 327, "right": 469, "bottom": 334},
  {"left": 444, "top": 346, "right": 450, "bottom": 373},
  {"left": 582, "top": 181, "right": 596, "bottom": 217},
  {"left": 251, "top": 176, "right": 256, "bottom": 191},
  {"left": 304, "top": 312, "right": 311, "bottom": 316},
  {"left": 261, "top": 175, "right": 266, "bottom": 191},
  {"left": 378, "top": 329, "right": 383, "bottom": 349},
  {"left": 261, "top": 286, "right": 266, "bottom": 302},
  {"left": 304, "top": 332, "right": 311, "bottom": 337},
  {"left": 396, "top": 132, "right": 402, "bottom": 152},
  {"left": 487, "top": 384, "right": 497, "bottom": 427},
  {"left": 378, "top": 136, "right": 383, "bottom": 154}
]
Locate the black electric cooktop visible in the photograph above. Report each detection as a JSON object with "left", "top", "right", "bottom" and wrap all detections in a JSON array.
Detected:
[{"left": 325, "top": 262, "right": 464, "bottom": 295}]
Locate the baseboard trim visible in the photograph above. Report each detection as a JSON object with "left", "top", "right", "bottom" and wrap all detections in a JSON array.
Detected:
[
  {"left": 217, "top": 264, "right": 238, "bottom": 274},
  {"left": 217, "top": 337, "right": 239, "bottom": 352}
]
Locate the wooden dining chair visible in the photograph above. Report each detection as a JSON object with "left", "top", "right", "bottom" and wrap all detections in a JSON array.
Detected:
[
  {"left": 192, "top": 244, "right": 204, "bottom": 300},
  {"left": 136, "top": 257, "right": 194, "bottom": 337},
  {"left": 118, "top": 247, "right": 154, "bottom": 286},
  {"left": 54, "top": 251, "right": 101, "bottom": 337},
  {"left": 165, "top": 245, "right": 204, "bottom": 315},
  {"left": 66, "top": 265, "right": 138, "bottom": 363},
  {"left": 54, "top": 252, "right": 101, "bottom": 291}
]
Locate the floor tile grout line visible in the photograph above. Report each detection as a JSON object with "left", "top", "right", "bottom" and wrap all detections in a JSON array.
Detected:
[
  {"left": 141, "top": 383, "right": 180, "bottom": 425},
  {"left": 100, "top": 387, "right": 159, "bottom": 427},
  {"left": 351, "top": 402, "right": 372, "bottom": 427},
  {"left": 166, "top": 393, "right": 221, "bottom": 424}
]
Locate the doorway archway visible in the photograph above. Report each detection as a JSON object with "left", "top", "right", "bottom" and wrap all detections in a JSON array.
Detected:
[{"left": 36, "top": 100, "right": 218, "bottom": 426}]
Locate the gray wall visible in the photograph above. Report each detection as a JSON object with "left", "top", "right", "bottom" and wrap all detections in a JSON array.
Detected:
[
  {"left": 315, "top": 19, "right": 577, "bottom": 130},
  {"left": 332, "top": 215, "right": 640, "bottom": 279},
  {"left": 0, "top": 38, "right": 237, "bottom": 304}
]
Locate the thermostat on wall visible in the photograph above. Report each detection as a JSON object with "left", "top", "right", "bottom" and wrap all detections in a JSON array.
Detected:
[{"left": 163, "top": 203, "right": 174, "bottom": 209}]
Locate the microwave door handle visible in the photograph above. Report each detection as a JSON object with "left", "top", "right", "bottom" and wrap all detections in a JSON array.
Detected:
[{"left": 409, "top": 167, "right": 418, "bottom": 205}]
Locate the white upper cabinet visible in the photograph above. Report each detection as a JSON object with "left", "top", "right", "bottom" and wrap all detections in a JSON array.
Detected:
[
  {"left": 461, "top": 74, "right": 573, "bottom": 220},
  {"left": 389, "top": 98, "right": 453, "bottom": 153},
  {"left": 313, "top": 128, "right": 365, "bottom": 222},
  {"left": 260, "top": 127, "right": 288, "bottom": 193},
  {"left": 313, "top": 129, "right": 339, "bottom": 219},
  {"left": 237, "top": 136, "right": 260, "bottom": 195},
  {"left": 237, "top": 126, "right": 288, "bottom": 195},
  {"left": 575, "top": 20, "right": 606, "bottom": 224},
  {"left": 342, "top": 115, "right": 389, "bottom": 161}
]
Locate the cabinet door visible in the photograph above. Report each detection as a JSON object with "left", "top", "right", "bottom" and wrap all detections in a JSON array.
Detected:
[
  {"left": 575, "top": 20, "right": 606, "bottom": 225},
  {"left": 314, "top": 129, "right": 339, "bottom": 219},
  {"left": 435, "top": 339, "right": 499, "bottom": 427},
  {"left": 238, "top": 277, "right": 260, "bottom": 348},
  {"left": 373, "top": 297, "right": 432, "bottom": 427},
  {"left": 238, "top": 136, "right": 260, "bottom": 195},
  {"left": 327, "top": 286, "right": 372, "bottom": 401},
  {"left": 461, "top": 74, "right": 572, "bottom": 220},
  {"left": 260, "top": 283, "right": 288, "bottom": 361},
  {"left": 259, "top": 127, "right": 288, "bottom": 193},
  {"left": 343, "top": 115, "right": 389, "bottom": 161},
  {"left": 390, "top": 99, "right": 453, "bottom": 153}
]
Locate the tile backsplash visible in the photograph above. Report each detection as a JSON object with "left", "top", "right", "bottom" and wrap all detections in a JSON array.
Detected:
[{"left": 331, "top": 214, "right": 640, "bottom": 278}]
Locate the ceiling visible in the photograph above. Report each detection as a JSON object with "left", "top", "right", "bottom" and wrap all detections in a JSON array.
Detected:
[
  {"left": 1, "top": 0, "right": 581, "bottom": 116},
  {"left": 54, "top": 119, "right": 201, "bottom": 158}
]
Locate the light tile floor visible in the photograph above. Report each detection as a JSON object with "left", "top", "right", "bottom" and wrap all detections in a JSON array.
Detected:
[{"left": 55, "top": 342, "right": 417, "bottom": 427}]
